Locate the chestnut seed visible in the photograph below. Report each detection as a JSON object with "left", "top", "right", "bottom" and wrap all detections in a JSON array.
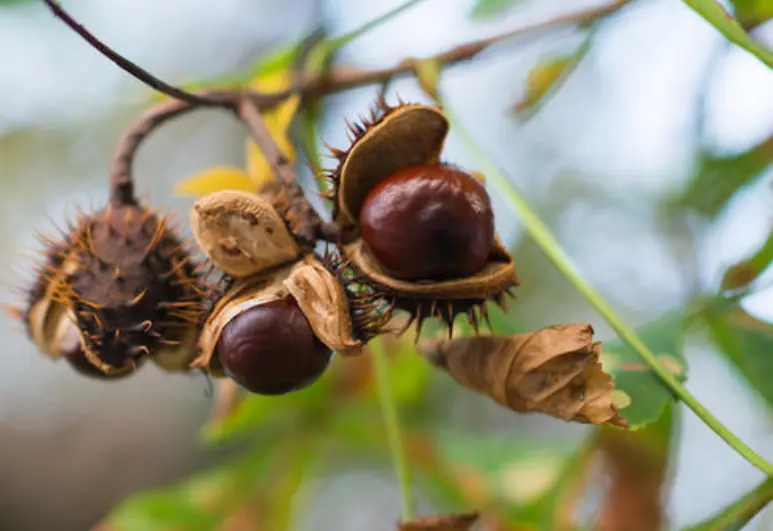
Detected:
[
  {"left": 359, "top": 164, "right": 495, "bottom": 281},
  {"left": 64, "top": 348, "right": 134, "bottom": 380},
  {"left": 216, "top": 297, "right": 332, "bottom": 395}
]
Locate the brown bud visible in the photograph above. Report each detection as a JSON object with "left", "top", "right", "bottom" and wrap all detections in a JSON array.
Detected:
[{"left": 419, "top": 324, "right": 627, "bottom": 427}]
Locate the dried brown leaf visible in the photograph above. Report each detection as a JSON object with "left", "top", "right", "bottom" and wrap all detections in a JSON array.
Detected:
[
  {"left": 190, "top": 190, "right": 300, "bottom": 277},
  {"left": 283, "top": 256, "right": 363, "bottom": 355},
  {"left": 399, "top": 512, "right": 479, "bottom": 531},
  {"left": 419, "top": 324, "right": 626, "bottom": 427}
]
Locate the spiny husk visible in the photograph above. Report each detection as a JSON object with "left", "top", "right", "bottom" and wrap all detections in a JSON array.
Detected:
[
  {"left": 194, "top": 254, "right": 368, "bottom": 374},
  {"left": 284, "top": 256, "right": 364, "bottom": 355},
  {"left": 22, "top": 203, "right": 205, "bottom": 377},
  {"left": 190, "top": 190, "right": 301, "bottom": 278},
  {"left": 324, "top": 98, "right": 449, "bottom": 232},
  {"left": 342, "top": 237, "right": 519, "bottom": 337},
  {"left": 418, "top": 324, "right": 627, "bottom": 428},
  {"left": 399, "top": 512, "right": 479, "bottom": 531},
  {"left": 24, "top": 246, "right": 81, "bottom": 359}
]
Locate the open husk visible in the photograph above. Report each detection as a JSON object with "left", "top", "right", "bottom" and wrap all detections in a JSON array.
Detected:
[
  {"left": 190, "top": 190, "right": 301, "bottom": 278},
  {"left": 194, "top": 255, "right": 365, "bottom": 373},
  {"left": 326, "top": 99, "right": 449, "bottom": 231},
  {"left": 419, "top": 324, "right": 627, "bottom": 427},
  {"left": 342, "top": 237, "right": 518, "bottom": 335},
  {"left": 324, "top": 98, "right": 519, "bottom": 337},
  {"left": 25, "top": 252, "right": 82, "bottom": 359}
]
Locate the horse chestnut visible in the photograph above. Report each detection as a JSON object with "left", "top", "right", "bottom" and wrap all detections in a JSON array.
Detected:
[
  {"left": 216, "top": 297, "right": 332, "bottom": 395},
  {"left": 359, "top": 164, "right": 495, "bottom": 281}
]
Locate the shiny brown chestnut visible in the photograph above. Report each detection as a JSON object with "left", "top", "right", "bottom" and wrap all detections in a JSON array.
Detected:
[
  {"left": 359, "top": 164, "right": 495, "bottom": 281},
  {"left": 215, "top": 297, "right": 333, "bottom": 395}
]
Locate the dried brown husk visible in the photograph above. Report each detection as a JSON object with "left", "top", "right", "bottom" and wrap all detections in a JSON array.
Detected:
[
  {"left": 23, "top": 204, "right": 204, "bottom": 377},
  {"left": 399, "top": 512, "right": 479, "bottom": 531},
  {"left": 284, "top": 256, "right": 364, "bottom": 355},
  {"left": 325, "top": 99, "right": 449, "bottom": 231},
  {"left": 24, "top": 250, "right": 81, "bottom": 358},
  {"left": 419, "top": 324, "right": 627, "bottom": 427},
  {"left": 194, "top": 255, "right": 365, "bottom": 373},
  {"left": 343, "top": 237, "right": 518, "bottom": 336},
  {"left": 190, "top": 190, "right": 301, "bottom": 278}
]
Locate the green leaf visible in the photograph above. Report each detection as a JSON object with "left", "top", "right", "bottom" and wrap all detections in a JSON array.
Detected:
[
  {"left": 109, "top": 472, "right": 228, "bottom": 530},
  {"left": 683, "top": 0, "right": 773, "bottom": 69},
  {"left": 706, "top": 304, "right": 773, "bottom": 409},
  {"left": 602, "top": 314, "right": 687, "bottom": 429},
  {"left": 0, "top": 0, "right": 35, "bottom": 6},
  {"left": 721, "top": 228, "right": 773, "bottom": 290},
  {"left": 435, "top": 430, "right": 577, "bottom": 507},
  {"left": 469, "top": 0, "right": 525, "bottom": 20},
  {"left": 682, "top": 477, "right": 773, "bottom": 531},
  {"left": 513, "top": 33, "right": 594, "bottom": 122},
  {"left": 732, "top": 0, "right": 773, "bottom": 29},
  {"left": 680, "top": 135, "right": 773, "bottom": 217}
]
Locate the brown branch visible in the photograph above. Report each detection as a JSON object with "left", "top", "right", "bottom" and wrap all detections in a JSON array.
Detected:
[
  {"left": 105, "top": 0, "right": 626, "bottom": 222},
  {"left": 108, "top": 90, "right": 287, "bottom": 207},
  {"left": 301, "top": 0, "right": 630, "bottom": 98}
]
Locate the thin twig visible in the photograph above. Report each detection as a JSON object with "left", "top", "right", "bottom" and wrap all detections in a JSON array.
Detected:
[
  {"left": 108, "top": 90, "right": 287, "bottom": 207},
  {"left": 237, "top": 98, "right": 322, "bottom": 245},
  {"left": 42, "top": 0, "right": 237, "bottom": 107},
  {"left": 301, "top": 0, "right": 630, "bottom": 97}
]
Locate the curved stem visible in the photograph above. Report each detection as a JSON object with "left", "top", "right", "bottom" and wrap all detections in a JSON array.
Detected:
[
  {"left": 442, "top": 103, "right": 773, "bottom": 477},
  {"left": 371, "top": 338, "right": 414, "bottom": 521}
]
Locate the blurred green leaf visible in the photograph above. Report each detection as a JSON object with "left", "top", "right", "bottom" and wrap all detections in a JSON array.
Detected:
[
  {"left": 682, "top": 477, "right": 773, "bottom": 530},
  {"left": 109, "top": 471, "right": 229, "bottom": 531},
  {"left": 603, "top": 314, "right": 687, "bottom": 429},
  {"left": 681, "top": 134, "right": 773, "bottom": 217},
  {"left": 721, "top": 228, "right": 773, "bottom": 291},
  {"left": 706, "top": 304, "right": 773, "bottom": 409},
  {"left": 531, "top": 431, "right": 599, "bottom": 531},
  {"left": 435, "top": 430, "right": 576, "bottom": 509},
  {"left": 388, "top": 339, "right": 433, "bottom": 406},
  {"left": 683, "top": 0, "right": 773, "bottom": 68},
  {"left": 732, "top": 0, "right": 773, "bottom": 29},
  {"left": 0, "top": 0, "right": 35, "bottom": 6},
  {"left": 513, "top": 32, "right": 594, "bottom": 122},
  {"left": 469, "top": 0, "right": 525, "bottom": 19},
  {"left": 413, "top": 57, "right": 442, "bottom": 100},
  {"left": 595, "top": 404, "right": 678, "bottom": 531}
]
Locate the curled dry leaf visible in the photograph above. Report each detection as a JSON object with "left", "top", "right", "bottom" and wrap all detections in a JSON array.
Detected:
[
  {"left": 399, "top": 512, "right": 479, "bottom": 531},
  {"left": 190, "top": 190, "right": 300, "bottom": 278},
  {"left": 419, "top": 324, "right": 626, "bottom": 427},
  {"left": 283, "top": 256, "right": 363, "bottom": 355}
]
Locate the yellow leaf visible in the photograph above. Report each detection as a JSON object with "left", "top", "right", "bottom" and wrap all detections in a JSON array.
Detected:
[
  {"left": 174, "top": 166, "right": 255, "bottom": 196},
  {"left": 244, "top": 70, "right": 301, "bottom": 188}
]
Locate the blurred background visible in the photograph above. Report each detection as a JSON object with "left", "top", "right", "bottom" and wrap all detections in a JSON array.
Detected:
[{"left": 2, "top": 0, "right": 773, "bottom": 529}]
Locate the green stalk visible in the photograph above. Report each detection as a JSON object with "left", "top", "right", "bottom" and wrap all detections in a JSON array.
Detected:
[
  {"left": 371, "top": 338, "right": 415, "bottom": 520},
  {"left": 682, "top": 477, "right": 773, "bottom": 530},
  {"left": 442, "top": 103, "right": 773, "bottom": 477}
]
